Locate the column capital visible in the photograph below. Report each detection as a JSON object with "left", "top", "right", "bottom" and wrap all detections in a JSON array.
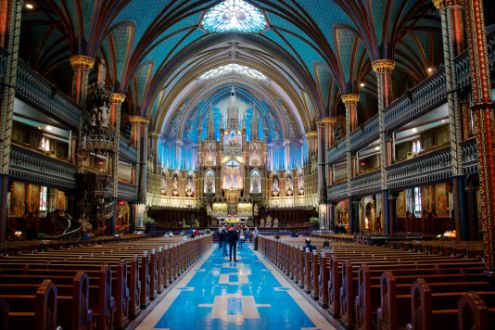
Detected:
[
  {"left": 318, "top": 117, "right": 339, "bottom": 125},
  {"left": 111, "top": 93, "right": 126, "bottom": 103},
  {"left": 305, "top": 131, "right": 318, "bottom": 138},
  {"left": 432, "top": 0, "right": 463, "bottom": 10},
  {"left": 341, "top": 94, "right": 360, "bottom": 105},
  {"left": 372, "top": 59, "right": 395, "bottom": 73},
  {"left": 149, "top": 131, "right": 160, "bottom": 138},
  {"left": 69, "top": 55, "right": 95, "bottom": 69},
  {"left": 128, "top": 115, "right": 150, "bottom": 124}
]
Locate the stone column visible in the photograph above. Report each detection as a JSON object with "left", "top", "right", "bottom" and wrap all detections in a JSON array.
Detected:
[
  {"left": 129, "top": 115, "right": 149, "bottom": 207},
  {"left": 0, "top": 0, "right": 23, "bottom": 243},
  {"left": 317, "top": 121, "right": 327, "bottom": 228},
  {"left": 372, "top": 59, "right": 395, "bottom": 235},
  {"left": 149, "top": 132, "right": 160, "bottom": 174},
  {"left": 284, "top": 139, "right": 291, "bottom": 170},
  {"left": 464, "top": 0, "right": 495, "bottom": 275},
  {"left": 70, "top": 55, "right": 95, "bottom": 106},
  {"left": 110, "top": 93, "right": 125, "bottom": 235},
  {"left": 342, "top": 94, "right": 359, "bottom": 194},
  {"left": 434, "top": 0, "right": 468, "bottom": 240}
]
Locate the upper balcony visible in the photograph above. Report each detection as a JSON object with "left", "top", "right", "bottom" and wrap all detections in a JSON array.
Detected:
[
  {"left": 10, "top": 143, "right": 76, "bottom": 190},
  {"left": 0, "top": 51, "right": 80, "bottom": 129},
  {"left": 326, "top": 30, "right": 495, "bottom": 165}
]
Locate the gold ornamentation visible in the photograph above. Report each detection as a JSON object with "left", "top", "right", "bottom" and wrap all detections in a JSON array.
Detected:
[
  {"left": 111, "top": 93, "right": 126, "bottom": 103},
  {"left": 318, "top": 117, "right": 338, "bottom": 125},
  {"left": 372, "top": 59, "right": 395, "bottom": 73},
  {"left": 69, "top": 55, "right": 95, "bottom": 69},
  {"left": 432, "top": 0, "right": 463, "bottom": 10},
  {"left": 305, "top": 131, "right": 318, "bottom": 138},
  {"left": 128, "top": 116, "right": 150, "bottom": 124},
  {"left": 341, "top": 94, "right": 360, "bottom": 105}
]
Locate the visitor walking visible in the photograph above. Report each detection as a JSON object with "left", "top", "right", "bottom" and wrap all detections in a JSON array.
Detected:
[
  {"left": 227, "top": 225, "right": 239, "bottom": 262},
  {"left": 253, "top": 227, "right": 259, "bottom": 250}
]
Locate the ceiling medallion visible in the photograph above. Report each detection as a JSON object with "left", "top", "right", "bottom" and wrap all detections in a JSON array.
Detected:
[{"left": 202, "top": 0, "right": 267, "bottom": 33}]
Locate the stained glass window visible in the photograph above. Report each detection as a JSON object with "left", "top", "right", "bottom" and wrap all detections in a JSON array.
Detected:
[
  {"left": 202, "top": 0, "right": 267, "bottom": 33},
  {"left": 200, "top": 64, "right": 267, "bottom": 80}
]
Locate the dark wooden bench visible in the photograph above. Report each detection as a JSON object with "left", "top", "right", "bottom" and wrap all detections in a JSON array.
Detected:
[
  {"left": 379, "top": 276, "right": 493, "bottom": 330},
  {"left": 0, "top": 279, "right": 58, "bottom": 330},
  {"left": 458, "top": 291, "right": 495, "bottom": 330},
  {"left": 0, "top": 265, "right": 113, "bottom": 330},
  {"left": 0, "top": 271, "right": 92, "bottom": 330},
  {"left": 355, "top": 264, "right": 486, "bottom": 330}
]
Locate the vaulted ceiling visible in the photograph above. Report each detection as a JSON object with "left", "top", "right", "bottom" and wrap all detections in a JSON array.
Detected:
[{"left": 20, "top": 0, "right": 446, "bottom": 136}]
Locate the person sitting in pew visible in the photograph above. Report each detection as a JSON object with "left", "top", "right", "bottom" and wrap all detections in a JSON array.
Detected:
[
  {"left": 321, "top": 239, "right": 333, "bottom": 252},
  {"left": 304, "top": 238, "right": 316, "bottom": 252}
]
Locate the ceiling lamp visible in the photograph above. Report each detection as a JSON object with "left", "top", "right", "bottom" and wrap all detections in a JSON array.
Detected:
[{"left": 202, "top": 0, "right": 267, "bottom": 33}]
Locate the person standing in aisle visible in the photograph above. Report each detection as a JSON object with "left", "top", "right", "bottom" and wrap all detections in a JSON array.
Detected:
[
  {"left": 218, "top": 226, "right": 225, "bottom": 250},
  {"left": 222, "top": 225, "right": 229, "bottom": 256},
  {"left": 227, "top": 225, "right": 239, "bottom": 262},
  {"left": 253, "top": 227, "right": 259, "bottom": 250}
]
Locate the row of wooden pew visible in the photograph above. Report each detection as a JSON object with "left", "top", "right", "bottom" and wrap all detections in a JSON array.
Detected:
[
  {"left": 258, "top": 236, "right": 495, "bottom": 330},
  {"left": 384, "top": 239, "right": 484, "bottom": 259},
  {"left": 2, "top": 234, "right": 149, "bottom": 255},
  {"left": 0, "top": 234, "right": 212, "bottom": 330}
]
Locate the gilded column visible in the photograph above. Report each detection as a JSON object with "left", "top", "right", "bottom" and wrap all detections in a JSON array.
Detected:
[
  {"left": 373, "top": 59, "right": 395, "bottom": 235},
  {"left": 70, "top": 55, "right": 95, "bottom": 107},
  {"left": 70, "top": 55, "right": 94, "bottom": 174},
  {"left": 0, "top": 0, "right": 23, "bottom": 243},
  {"left": 434, "top": 0, "right": 467, "bottom": 240},
  {"left": 342, "top": 94, "right": 359, "bottom": 234},
  {"left": 109, "top": 93, "right": 125, "bottom": 234},
  {"left": 342, "top": 94, "right": 359, "bottom": 193},
  {"left": 464, "top": 0, "right": 495, "bottom": 275}
]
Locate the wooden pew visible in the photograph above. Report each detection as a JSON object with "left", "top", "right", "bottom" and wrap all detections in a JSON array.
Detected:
[
  {"left": 0, "top": 298, "right": 8, "bottom": 330},
  {"left": 0, "top": 279, "right": 58, "bottom": 330},
  {"left": 356, "top": 267, "right": 486, "bottom": 330},
  {"left": 0, "top": 271, "right": 92, "bottom": 330},
  {"left": 0, "top": 265, "right": 113, "bottom": 330},
  {"left": 458, "top": 291, "right": 495, "bottom": 330},
  {"left": 379, "top": 276, "right": 493, "bottom": 330},
  {"left": 339, "top": 258, "right": 483, "bottom": 328}
]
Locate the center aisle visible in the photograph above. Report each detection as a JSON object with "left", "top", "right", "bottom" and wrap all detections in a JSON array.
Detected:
[{"left": 137, "top": 243, "right": 335, "bottom": 330}]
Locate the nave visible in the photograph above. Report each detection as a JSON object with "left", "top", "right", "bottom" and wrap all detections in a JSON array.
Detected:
[{"left": 138, "top": 244, "right": 334, "bottom": 330}]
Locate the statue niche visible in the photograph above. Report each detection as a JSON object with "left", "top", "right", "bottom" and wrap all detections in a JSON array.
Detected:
[
  {"left": 185, "top": 174, "right": 194, "bottom": 197},
  {"left": 204, "top": 171, "right": 215, "bottom": 194}
]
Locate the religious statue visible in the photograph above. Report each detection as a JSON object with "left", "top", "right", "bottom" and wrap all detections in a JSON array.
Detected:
[
  {"left": 273, "top": 218, "right": 279, "bottom": 228},
  {"left": 160, "top": 175, "right": 167, "bottom": 195},
  {"left": 172, "top": 175, "right": 179, "bottom": 196},
  {"left": 266, "top": 215, "right": 272, "bottom": 228},
  {"left": 185, "top": 176, "right": 194, "bottom": 197},
  {"left": 205, "top": 174, "right": 214, "bottom": 194},
  {"left": 99, "top": 101, "right": 110, "bottom": 127},
  {"left": 272, "top": 176, "right": 279, "bottom": 196},
  {"left": 298, "top": 172, "right": 304, "bottom": 195},
  {"left": 286, "top": 175, "right": 293, "bottom": 196},
  {"left": 259, "top": 217, "right": 265, "bottom": 228},
  {"left": 251, "top": 174, "right": 261, "bottom": 193}
]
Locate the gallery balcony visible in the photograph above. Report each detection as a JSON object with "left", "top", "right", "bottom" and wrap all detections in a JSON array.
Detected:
[{"left": 10, "top": 143, "right": 76, "bottom": 190}]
